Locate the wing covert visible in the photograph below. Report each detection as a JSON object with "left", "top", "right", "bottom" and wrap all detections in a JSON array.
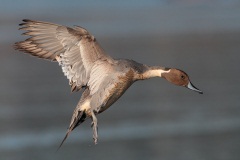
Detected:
[{"left": 14, "top": 19, "right": 114, "bottom": 91}]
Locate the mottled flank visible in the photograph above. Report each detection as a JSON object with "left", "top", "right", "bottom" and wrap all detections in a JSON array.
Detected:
[{"left": 14, "top": 19, "right": 202, "bottom": 148}]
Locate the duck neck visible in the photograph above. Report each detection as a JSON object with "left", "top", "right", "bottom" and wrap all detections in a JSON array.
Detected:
[{"left": 139, "top": 66, "right": 170, "bottom": 80}]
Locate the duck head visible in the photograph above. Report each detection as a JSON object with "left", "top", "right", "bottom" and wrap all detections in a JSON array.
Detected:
[{"left": 162, "top": 68, "right": 203, "bottom": 94}]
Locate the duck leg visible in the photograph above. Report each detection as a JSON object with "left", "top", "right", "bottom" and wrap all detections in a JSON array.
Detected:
[{"left": 91, "top": 111, "right": 98, "bottom": 144}]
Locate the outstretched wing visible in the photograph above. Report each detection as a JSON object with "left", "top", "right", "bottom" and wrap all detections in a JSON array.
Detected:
[{"left": 14, "top": 19, "right": 114, "bottom": 91}]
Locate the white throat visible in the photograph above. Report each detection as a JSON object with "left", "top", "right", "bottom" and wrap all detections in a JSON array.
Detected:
[{"left": 142, "top": 69, "right": 170, "bottom": 79}]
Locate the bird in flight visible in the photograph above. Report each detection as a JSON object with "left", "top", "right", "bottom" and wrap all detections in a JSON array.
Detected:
[{"left": 14, "top": 19, "right": 202, "bottom": 148}]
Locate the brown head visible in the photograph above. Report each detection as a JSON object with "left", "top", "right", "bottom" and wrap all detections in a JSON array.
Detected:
[{"left": 162, "top": 68, "right": 203, "bottom": 94}]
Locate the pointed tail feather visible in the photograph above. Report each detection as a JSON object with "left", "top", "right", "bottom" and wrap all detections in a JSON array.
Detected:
[
  {"left": 57, "top": 110, "right": 87, "bottom": 151},
  {"left": 57, "top": 130, "right": 72, "bottom": 151}
]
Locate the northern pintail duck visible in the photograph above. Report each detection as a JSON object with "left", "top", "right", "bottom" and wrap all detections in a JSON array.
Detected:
[{"left": 14, "top": 19, "right": 203, "bottom": 148}]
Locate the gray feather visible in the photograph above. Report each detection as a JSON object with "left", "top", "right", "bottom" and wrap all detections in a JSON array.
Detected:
[{"left": 14, "top": 19, "right": 114, "bottom": 91}]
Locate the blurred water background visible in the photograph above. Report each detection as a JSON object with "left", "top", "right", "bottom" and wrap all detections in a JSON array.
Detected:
[{"left": 0, "top": 0, "right": 240, "bottom": 160}]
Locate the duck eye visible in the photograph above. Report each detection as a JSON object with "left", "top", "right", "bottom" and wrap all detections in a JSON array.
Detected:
[{"left": 181, "top": 75, "right": 185, "bottom": 80}]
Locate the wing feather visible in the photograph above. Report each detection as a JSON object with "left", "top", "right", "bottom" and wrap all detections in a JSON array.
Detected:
[{"left": 14, "top": 19, "right": 114, "bottom": 91}]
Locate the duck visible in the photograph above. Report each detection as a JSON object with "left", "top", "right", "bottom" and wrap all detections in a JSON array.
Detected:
[{"left": 14, "top": 19, "right": 203, "bottom": 148}]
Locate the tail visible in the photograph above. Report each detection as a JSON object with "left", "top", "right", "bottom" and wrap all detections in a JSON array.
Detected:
[
  {"left": 57, "top": 110, "right": 86, "bottom": 151},
  {"left": 57, "top": 130, "right": 71, "bottom": 151}
]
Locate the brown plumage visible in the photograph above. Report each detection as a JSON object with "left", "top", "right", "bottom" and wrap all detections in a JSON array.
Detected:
[{"left": 14, "top": 19, "right": 202, "bottom": 149}]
